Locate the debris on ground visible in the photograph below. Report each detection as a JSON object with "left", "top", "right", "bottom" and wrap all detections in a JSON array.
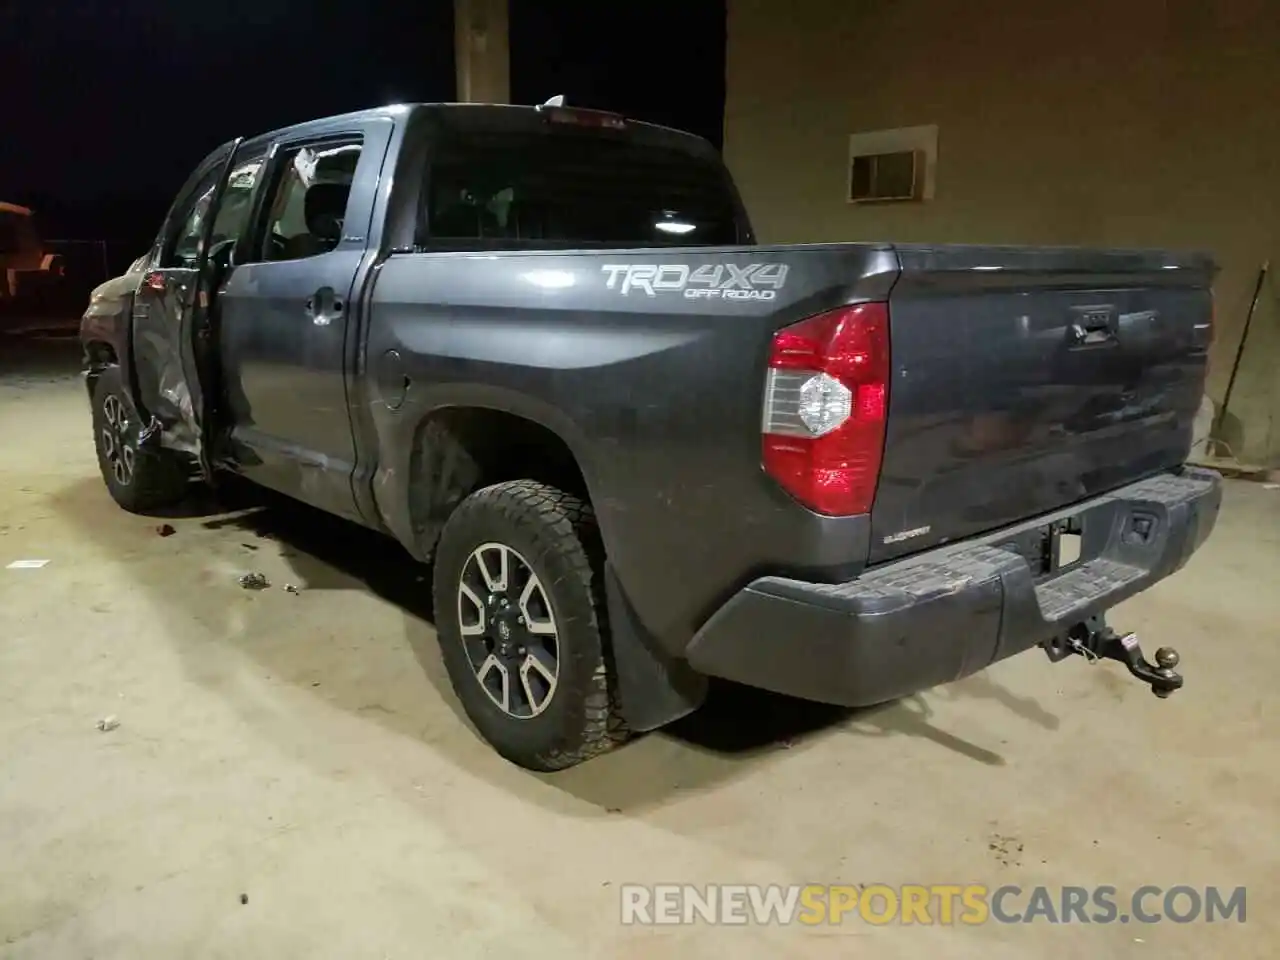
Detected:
[
  {"left": 1264, "top": 483, "right": 1279, "bottom": 490},
  {"left": 96, "top": 716, "right": 120, "bottom": 732},
  {"left": 1186, "top": 452, "right": 1273, "bottom": 481},
  {"left": 155, "top": 523, "right": 176, "bottom": 537},
  {"left": 241, "top": 543, "right": 259, "bottom": 551},
  {"left": 284, "top": 583, "right": 300, "bottom": 594},
  {"left": 987, "top": 833, "right": 1023, "bottom": 867},
  {"left": 238, "top": 572, "right": 271, "bottom": 590},
  {"left": 6, "top": 559, "right": 50, "bottom": 569},
  {"left": 240, "top": 893, "right": 249, "bottom": 905}
]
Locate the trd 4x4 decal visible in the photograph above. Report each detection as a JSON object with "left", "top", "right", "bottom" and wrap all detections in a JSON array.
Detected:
[{"left": 601, "top": 263, "right": 789, "bottom": 301}]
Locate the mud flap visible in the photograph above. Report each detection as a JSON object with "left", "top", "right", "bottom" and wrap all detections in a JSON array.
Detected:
[{"left": 604, "top": 565, "right": 708, "bottom": 731}]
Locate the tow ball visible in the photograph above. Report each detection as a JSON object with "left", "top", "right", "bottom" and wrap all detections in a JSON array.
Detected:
[{"left": 1042, "top": 616, "right": 1183, "bottom": 698}]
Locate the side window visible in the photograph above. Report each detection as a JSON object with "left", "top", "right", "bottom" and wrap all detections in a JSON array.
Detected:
[
  {"left": 252, "top": 139, "right": 363, "bottom": 263},
  {"left": 165, "top": 171, "right": 216, "bottom": 267},
  {"left": 166, "top": 157, "right": 264, "bottom": 267}
]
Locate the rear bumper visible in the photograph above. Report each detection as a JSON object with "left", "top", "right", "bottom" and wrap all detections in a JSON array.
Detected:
[{"left": 685, "top": 468, "right": 1222, "bottom": 707}]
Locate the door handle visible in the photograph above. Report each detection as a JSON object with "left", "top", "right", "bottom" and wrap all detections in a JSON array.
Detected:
[
  {"left": 1069, "top": 322, "right": 1117, "bottom": 346},
  {"left": 1067, "top": 307, "right": 1118, "bottom": 347}
]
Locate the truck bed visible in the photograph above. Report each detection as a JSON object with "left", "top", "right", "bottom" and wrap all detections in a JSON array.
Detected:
[{"left": 363, "top": 240, "right": 1214, "bottom": 654}]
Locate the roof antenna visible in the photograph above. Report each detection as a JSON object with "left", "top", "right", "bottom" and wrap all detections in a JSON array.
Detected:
[{"left": 541, "top": 94, "right": 566, "bottom": 108}]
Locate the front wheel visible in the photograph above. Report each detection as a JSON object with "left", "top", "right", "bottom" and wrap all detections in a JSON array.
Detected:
[
  {"left": 432, "top": 480, "right": 626, "bottom": 771},
  {"left": 90, "top": 366, "right": 190, "bottom": 513}
]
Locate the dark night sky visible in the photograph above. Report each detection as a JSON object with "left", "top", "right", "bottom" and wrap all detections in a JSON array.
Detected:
[{"left": 1, "top": 0, "right": 724, "bottom": 269}]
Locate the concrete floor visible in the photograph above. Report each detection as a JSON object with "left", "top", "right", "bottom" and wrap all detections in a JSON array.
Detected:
[{"left": 2, "top": 335, "right": 1277, "bottom": 959}]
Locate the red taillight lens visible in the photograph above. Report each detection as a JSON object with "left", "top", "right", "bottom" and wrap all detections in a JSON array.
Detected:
[{"left": 761, "top": 302, "right": 890, "bottom": 516}]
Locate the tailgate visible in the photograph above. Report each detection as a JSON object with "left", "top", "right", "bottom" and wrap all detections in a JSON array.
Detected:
[{"left": 870, "top": 244, "right": 1214, "bottom": 564}]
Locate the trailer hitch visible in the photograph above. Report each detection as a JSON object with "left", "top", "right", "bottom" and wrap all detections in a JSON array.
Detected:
[{"left": 1043, "top": 617, "right": 1183, "bottom": 698}]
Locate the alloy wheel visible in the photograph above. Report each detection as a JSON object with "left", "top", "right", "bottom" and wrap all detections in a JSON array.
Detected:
[
  {"left": 101, "top": 394, "right": 135, "bottom": 486},
  {"left": 457, "top": 542, "right": 560, "bottom": 719}
]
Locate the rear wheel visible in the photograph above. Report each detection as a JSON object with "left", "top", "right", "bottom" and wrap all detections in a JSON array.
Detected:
[
  {"left": 91, "top": 366, "right": 189, "bottom": 513},
  {"left": 432, "top": 480, "right": 625, "bottom": 771}
]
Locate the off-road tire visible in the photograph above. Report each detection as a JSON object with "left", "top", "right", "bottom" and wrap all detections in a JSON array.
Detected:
[
  {"left": 91, "top": 366, "right": 189, "bottom": 513},
  {"left": 432, "top": 480, "right": 627, "bottom": 771}
]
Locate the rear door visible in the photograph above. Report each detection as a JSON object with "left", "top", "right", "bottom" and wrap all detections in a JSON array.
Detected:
[
  {"left": 870, "top": 245, "right": 1214, "bottom": 564},
  {"left": 214, "top": 121, "right": 390, "bottom": 521}
]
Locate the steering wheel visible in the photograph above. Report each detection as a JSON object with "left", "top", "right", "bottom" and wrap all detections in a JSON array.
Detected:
[{"left": 206, "top": 237, "right": 236, "bottom": 270}]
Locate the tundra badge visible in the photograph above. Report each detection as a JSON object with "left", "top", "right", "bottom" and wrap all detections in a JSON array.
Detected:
[{"left": 883, "top": 525, "right": 932, "bottom": 545}]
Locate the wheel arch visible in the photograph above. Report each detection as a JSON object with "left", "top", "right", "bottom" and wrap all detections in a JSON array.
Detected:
[
  {"left": 80, "top": 292, "right": 143, "bottom": 410},
  {"left": 82, "top": 338, "right": 119, "bottom": 377},
  {"left": 403, "top": 399, "right": 597, "bottom": 565},
  {"left": 398, "top": 393, "right": 706, "bottom": 736}
]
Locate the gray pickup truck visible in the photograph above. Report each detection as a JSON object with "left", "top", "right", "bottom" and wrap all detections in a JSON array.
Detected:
[{"left": 81, "top": 101, "right": 1221, "bottom": 771}]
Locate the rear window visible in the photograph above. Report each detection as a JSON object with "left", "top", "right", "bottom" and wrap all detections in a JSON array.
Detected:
[{"left": 422, "top": 127, "right": 743, "bottom": 248}]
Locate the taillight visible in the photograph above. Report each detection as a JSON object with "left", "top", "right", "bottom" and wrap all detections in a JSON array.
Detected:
[
  {"left": 761, "top": 302, "right": 890, "bottom": 516},
  {"left": 539, "top": 106, "right": 627, "bottom": 130}
]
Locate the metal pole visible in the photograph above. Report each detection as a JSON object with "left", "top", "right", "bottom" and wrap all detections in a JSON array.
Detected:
[
  {"left": 454, "top": 0, "right": 509, "bottom": 104},
  {"left": 1213, "top": 260, "right": 1269, "bottom": 440}
]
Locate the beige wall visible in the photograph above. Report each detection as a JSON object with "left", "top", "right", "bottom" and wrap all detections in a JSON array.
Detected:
[
  {"left": 726, "top": 0, "right": 1280, "bottom": 462},
  {"left": 455, "top": 0, "right": 510, "bottom": 104}
]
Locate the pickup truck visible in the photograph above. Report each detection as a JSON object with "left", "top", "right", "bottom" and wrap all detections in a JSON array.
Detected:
[{"left": 80, "top": 101, "right": 1221, "bottom": 771}]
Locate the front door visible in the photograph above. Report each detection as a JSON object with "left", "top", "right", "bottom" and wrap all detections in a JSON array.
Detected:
[
  {"left": 215, "top": 133, "right": 376, "bottom": 521},
  {"left": 133, "top": 141, "right": 259, "bottom": 461}
]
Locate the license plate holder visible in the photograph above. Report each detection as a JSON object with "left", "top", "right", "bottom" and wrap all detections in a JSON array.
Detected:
[{"left": 1048, "top": 521, "right": 1083, "bottom": 573}]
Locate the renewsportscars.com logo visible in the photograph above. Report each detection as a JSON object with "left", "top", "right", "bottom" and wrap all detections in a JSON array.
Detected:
[
  {"left": 601, "top": 263, "right": 789, "bottom": 300},
  {"left": 619, "top": 884, "right": 1248, "bottom": 927}
]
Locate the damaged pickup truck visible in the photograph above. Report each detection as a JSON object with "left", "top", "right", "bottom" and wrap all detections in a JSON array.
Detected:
[{"left": 81, "top": 101, "right": 1221, "bottom": 771}]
